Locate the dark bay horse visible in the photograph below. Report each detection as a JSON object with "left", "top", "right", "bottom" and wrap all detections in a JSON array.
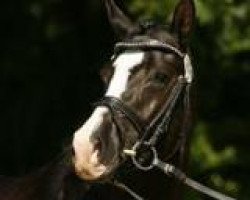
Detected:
[{"left": 0, "top": 0, "right": 195, "bottom": 199}]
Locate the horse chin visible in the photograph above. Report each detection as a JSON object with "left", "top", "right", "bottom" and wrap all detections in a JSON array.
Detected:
[
  {"left": 72, "top": 131, "right": 119, "bottom": 181},
  {"left": 74, "top": 151, "right": 119, "bottom": 181}
]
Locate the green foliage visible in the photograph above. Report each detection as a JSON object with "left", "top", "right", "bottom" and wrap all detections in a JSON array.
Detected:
[{"left": 191, "top": 122, "right": 236, "bottom": 171}]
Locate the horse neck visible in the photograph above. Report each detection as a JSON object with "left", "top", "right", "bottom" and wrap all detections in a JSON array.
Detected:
[{"left": 0, "top": 155, "right": 90, "bottom": 200}]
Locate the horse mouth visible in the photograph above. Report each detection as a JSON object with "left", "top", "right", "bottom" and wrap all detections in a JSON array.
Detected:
[{"left": 72, "top": 131, "right": 120, "bottom": 181}]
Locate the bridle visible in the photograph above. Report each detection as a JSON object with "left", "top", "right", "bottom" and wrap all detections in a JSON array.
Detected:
[
  {"left": 94, "top": 37, "right": 235, "bottom": 200},
  {"left": 95, "top": 36, "right": 193, "bottom": 167}
]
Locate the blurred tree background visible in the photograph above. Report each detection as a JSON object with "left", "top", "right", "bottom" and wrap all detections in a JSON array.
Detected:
[{"left": 0, "top": 0, "right": 249, "bottom": 199}]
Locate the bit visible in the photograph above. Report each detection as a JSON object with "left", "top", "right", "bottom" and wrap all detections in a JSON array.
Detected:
[{"left": 123, "top": 149, "right": 136, "bottom": 156}]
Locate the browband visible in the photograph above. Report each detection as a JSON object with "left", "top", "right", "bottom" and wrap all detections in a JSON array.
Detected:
[{"left": 115, "top": 39, "right": 184, "bottom": 58}]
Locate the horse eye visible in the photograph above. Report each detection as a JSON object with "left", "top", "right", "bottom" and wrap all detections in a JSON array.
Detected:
[{"left": 152, "top": 72, "right": 169, "bottom": 84}]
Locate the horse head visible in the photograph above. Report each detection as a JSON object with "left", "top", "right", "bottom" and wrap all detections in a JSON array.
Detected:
[{"left": 72, "top": 0, "right": 195, "bottom": 181}]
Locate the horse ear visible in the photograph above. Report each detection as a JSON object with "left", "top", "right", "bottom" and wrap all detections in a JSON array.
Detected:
[
  {"left": 104, "top": 0, "right": 140, "bottom": 38},
  {"left": 172, "top": 0, "right": 195, "bottom": 46}
]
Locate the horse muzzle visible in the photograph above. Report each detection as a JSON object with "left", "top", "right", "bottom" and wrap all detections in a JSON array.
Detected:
[{"left": 72, "top": 110, "right": 121, "bottom": 181}]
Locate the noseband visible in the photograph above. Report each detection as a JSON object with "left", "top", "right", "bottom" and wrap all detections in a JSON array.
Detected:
[{"left": 95, "top": 37, "right": 193, "bottom": 168}]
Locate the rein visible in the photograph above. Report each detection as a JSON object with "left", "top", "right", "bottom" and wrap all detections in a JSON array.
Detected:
[{"left": 95, "top": 38, "right": 235, "bottom": 200}]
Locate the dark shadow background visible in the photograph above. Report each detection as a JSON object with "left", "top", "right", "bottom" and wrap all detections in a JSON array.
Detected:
[
  {"left": 0, "top": 0, "right": 249, "bottom": 199},
  {"left": 0, "top": 0, "right": 112, "bottom": 174}
]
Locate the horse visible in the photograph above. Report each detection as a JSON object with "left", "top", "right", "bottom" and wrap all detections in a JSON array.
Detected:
[
  {"left": 73, "top": 0, "right": 195, "bottom": 199},
  {"left": 0, "top": 0, "right": 195, "bottom": 199}
]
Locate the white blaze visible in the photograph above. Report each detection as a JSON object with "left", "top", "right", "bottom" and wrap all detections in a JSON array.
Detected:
[
  {"left": 106, "top": 52, "right": 145, "bottom": 98},
  {"left": 82, "top": 52, "right": 144, "bottom": 135},
  {"left": 80, "top": 52, "right": 145, "bottom": 132},
  {"left": 73, "top": 52, "right": 144, "bottom": 179}
]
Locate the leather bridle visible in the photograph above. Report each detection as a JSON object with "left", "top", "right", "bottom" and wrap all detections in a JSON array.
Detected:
[{"left": 95, "top": 36, "right": 193, "bottom": 169}]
